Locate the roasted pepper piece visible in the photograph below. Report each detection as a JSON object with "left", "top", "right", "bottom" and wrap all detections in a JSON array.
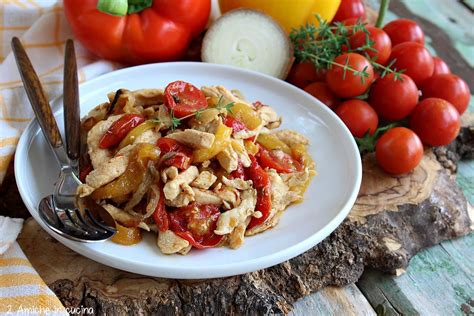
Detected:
[
  {"left": 99, "top": 114, "right": 144, "bottom": 149},
  {"left": 118, "top": 120, "right": 158, "bottom": 150},
  {"left": 244, "top": 140, "right": 259, "bottom": 156},
  {"left": 91, "top": 143, "right": 159, "bottom": 200},
  {"left": 193, "top": 123, "right": 232, "bottom": 163},
  {"left": 228, "top": 103, "right": 262, "bottom": 130},
  {"left": 111, "top": 223, "right": 142, "bottom": 245},
  {"left": 257, "top": 133, "right": 292, "bottom": 154}
]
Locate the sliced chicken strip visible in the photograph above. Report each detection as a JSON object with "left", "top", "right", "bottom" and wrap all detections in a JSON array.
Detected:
[
  {"left": 102, "top": 204, "right": 141, "bottom": 227},
  {"left": 191, "top": 171, "right": 217, "bottom": 190},
  {"left": 216, "top": 144, "right": 239, "bottom": 173},
  {"left": 163, "top": 166, "right": 199, "bottom": 200},
  {"left": 87, "top": 114, "right": 123, "bottom": 169},
  {"left": 85, "top": 156, "right": 128, "bottom": 189},
  {"left": 192, "top": 188, "right": 222, "bottom": 205},
  {"left": 166, "top": 129, "right": 215, "bottom": 149},
  {"left": 214, "top": 189, "right": 257, "bottom": 235},
  {"left": 272, "top": 129, "right": 309, "bottom": 147},
  {"left": 157, "top": 230, "right": 190, "bottom": 255}
]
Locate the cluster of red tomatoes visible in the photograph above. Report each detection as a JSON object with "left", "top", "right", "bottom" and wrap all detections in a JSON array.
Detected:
[{"left": 287, "top": 6, "right": 470, "bottom": 175}]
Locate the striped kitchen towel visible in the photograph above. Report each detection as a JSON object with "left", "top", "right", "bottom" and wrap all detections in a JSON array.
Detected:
[
  {"left": 0, "top": 0, "right": 122, "bottom": 314},
  {"left": 0, "top": 217, "right": 66, "bottom": 315}
]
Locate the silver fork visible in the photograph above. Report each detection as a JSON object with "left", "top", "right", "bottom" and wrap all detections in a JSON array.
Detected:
[{"left": 12, "top": 37, "right": 116, "bottom": 242}]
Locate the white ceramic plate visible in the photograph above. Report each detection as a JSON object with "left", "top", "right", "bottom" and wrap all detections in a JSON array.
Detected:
[{"left": 15, "top": 62, "right": 361, "bottom": 279}]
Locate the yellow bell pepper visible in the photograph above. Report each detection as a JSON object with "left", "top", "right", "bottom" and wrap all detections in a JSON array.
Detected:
[
  {"left": 193, "top": 123, "right": 232, "bottom": 163},
  {"left": 244, "top": 140, "right": 259, "bottom": 156},
  {"left": 228, "top": 103, "right": 262, "bottom": 130},
  {"left": 218, "top": 0, "right": 341, "bottom": 33},
  {"left": 111, "top": 223, "right": 142, "bottom": 245},
  {"left": 118, "top": 120, "right": 158, "bottom": 150},
  {"left": 256, "top": 133, "right": 292, "bottom": 154},
  {"left": 92, "top": 143, "right": 159, "bottom": 200}
]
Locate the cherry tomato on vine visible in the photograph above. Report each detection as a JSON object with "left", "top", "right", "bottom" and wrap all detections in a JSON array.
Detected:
[
  {"left": 368, "top": 73, "right": 419, "bottom": 121},
  {"left": 326, "top": 53, "right": 374, "bottom": 98},
  {"left": 287, "top": 62, "right": 326, "bottom": 88},
  {"left": 375, "top": 127, "right": 423, "bottom": 175},
  {"left": 164, "top": 80, "right": 207, "bottom": 118},
  {"left": 409, "top": 98, "right": 461, "bottom": 146},
  {"left": 349, "top": 26, "right": 392, "bottom": 65},
  {"left": 335, "top": 100, "right": 378, "bottom": 137},
  {"left": 333, "top": 0, "right": 366, "bottom": 22},
  {"left": 304, "top": 82, "right": 339, "bottom": 110},
  {"left": 389, "top": 42, "right": 434, "bottom": 86},
  {"left": 421, "top": 74, "right": 470, "bottom": 114},
  {"left": 432, "top": 57, "right": 451, "bottom": 76},
  {"left": 382, "top": 19, "right": 425, "bottom": 46}
]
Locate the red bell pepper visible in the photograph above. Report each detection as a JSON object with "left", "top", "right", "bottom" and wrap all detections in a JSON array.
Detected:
[
  {"left": 63, "top": 0, "right": 211, "bottom": 64},
  {"left": 246, "top": 156, "right": 272, "bottom": 229},
  {"left": 99, "top": 114, "right": 145, "bottom": 149}
]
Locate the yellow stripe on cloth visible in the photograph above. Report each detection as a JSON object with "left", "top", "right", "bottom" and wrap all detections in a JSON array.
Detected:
[
  {"left": 0, "top": 272, "right": 45, "bottom": 287},
  {"left": 0, "top": 136, "right": 19, "bottom": 147},
  {"left": 0, "top": 155, "right": 12, "bottom": 172},
  {"left": 0, "top": 257, "right": 31, "bottom": 267},
  {"left": 0, "top": 294, "right": 64, "bottom": 313}
]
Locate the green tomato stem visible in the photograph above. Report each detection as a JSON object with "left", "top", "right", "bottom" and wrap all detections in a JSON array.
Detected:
[{"left": 375, "top": 0, "right": 390, "bottom": 28}]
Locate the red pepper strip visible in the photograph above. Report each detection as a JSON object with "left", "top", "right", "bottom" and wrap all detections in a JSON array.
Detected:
[
  {"left": 223, "top": 116, "right": 248, "bottom": 133},
  {"left": 79, "top": 163, "right": 93, "bottom": 182},
  {"left": 157, "top": 138, "right": 193, "bottom": 170},
  {"left": 229, "top": 160, "right": 246, "bottom": 180},
  {"left": 246, "top": 156, "right": 272, "bottom": 230},
  {"left": 99, "top": 114, "right": 145, "bottom": 149},
  {"left": 168, "top": 203, "right": 223, "bottom": 249},
  {"left": 152, "top": 188, "right": 169, "bottom": 232}
]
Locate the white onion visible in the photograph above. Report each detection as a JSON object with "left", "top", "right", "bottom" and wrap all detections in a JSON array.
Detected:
[{"left": 202, "top": 9, "right": 293, "bottom": 79}]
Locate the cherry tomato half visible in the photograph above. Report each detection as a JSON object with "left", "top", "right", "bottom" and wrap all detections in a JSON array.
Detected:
[
  {"left": 389, "top": 42, "right": 434, "bottom": 86},
  {"left": 258, "top": 147, "right": 302, "bottom": 174},
  {"left": 409, "top": 98, "right": 461, "bottom": 146},
  {"left": 349, "top": 26, "right": 392, "bottom": 65},
  {"left": 368, "top": 73, "right": 419, "bottom": 121},
  {"left": 164, "top": 80, "right": 207, "bottom": 118},
  {"left": 99, "top": 114, "right": 145, "bottom": 149},
  {"left": 303, "top": 82, "right": 339, "bottom": 110},
  {"left": 326, "top": 53, "right": 374, "bottom": 98},
  {"left": 333, "top": 0, "right": 366, "bottom": 22},
  {"left": 335, "top": 100, "right": 378, "bottom": 137},
  {"left": 421, "top": 74, "right": 470, "bottom": 115},
  {"left": 287, "top": 62, "right": 326, "bottom": 88},
  {"left": 382, "top": 19, "right": 425, "bottom": 46},
  {"left": 432, "top": 57, "right": 451, "bottom": 76},
  {"left": 157, "top": 137, "right": 193, "bottom": 170},
  {"left": 375, "top": 127, "right": 423, "bottom": 175},
  {"left": 169, "top": 203, "right": 223, "bottom": 249}
]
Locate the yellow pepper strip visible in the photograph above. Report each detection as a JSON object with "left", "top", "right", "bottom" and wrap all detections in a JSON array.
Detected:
[
  {"left": 118, "top": 120, "right": 158, "bottom": 150},
  {"left": 291, "top": 143, "right": 315, "bottom": 169},
  {"left": 92, "top": 143, "right": 159, "bottom": 200},
  {"left": 193, "top": 123, "right": 232, "bottom": 163},
  {"left": 290, "top": 143, "right": 316, "bottom": 203},
  {"left": 228, "top": 103, "right": 262, "bottom": 130},
  {"left": 244, "top": 140, "right": 259, "bottom": 156},
  {"left": 218, "top": 0, "right": 341, "bottom": 33},
  {"left": 256, "top": 133, "right": 292, "bottom": 154},
  {"left": 111, "top": 223, "right": 142, "bottom": 245}
]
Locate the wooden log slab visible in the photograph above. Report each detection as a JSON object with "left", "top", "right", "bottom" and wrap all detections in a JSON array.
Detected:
[{"left": 11, "top": 122, "right": 473, "bottom": 315}]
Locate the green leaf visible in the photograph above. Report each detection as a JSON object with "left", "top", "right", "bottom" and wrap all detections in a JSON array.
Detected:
[
  {"left": 97, "top": 0, "right": 128, "bottom": 16},
  {"left": 127, "top": 0, "right": 153, "bottom": 14}
]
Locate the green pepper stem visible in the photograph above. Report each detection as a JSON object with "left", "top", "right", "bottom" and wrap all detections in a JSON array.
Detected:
[
  {"left": 97, "top": 0, "right": 153, "bottom": 16},
  {"left": 97, "top": 0, "right": 128, "bottom": 16}
]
